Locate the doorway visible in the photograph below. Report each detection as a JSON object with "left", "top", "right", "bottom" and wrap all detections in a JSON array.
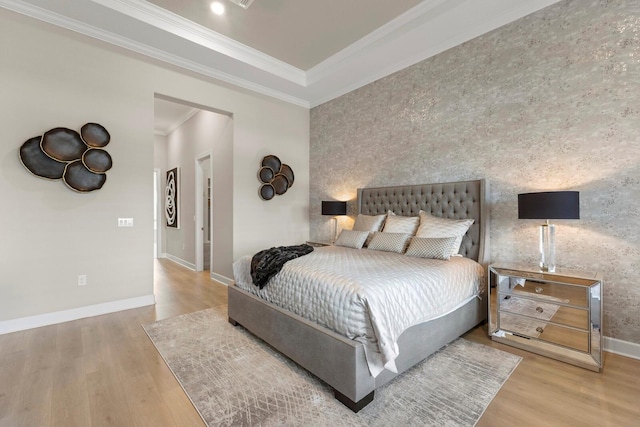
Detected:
[
  {"left": 153, "top": 93, "right": 234, "bottom": 283},
  {"left": 195, "top": 152, "right": 212, "bottom": 272}
]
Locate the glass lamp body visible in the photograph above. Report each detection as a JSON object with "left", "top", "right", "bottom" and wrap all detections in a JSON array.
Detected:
[
  {"left": 539, "top": 222, "right": 556, "bottom": 272},
  {"left": 331, "top": 217, "right": 338, "bottom": 243}
]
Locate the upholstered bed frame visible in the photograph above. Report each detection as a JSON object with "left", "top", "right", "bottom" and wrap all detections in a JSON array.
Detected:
[{"left": 228, "top": 179, "right": 489, "bottom": 411}]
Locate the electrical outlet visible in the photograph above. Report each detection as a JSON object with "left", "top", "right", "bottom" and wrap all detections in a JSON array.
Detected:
[{"left": 78, "top": 274, "right": 87, "bottom": 286}]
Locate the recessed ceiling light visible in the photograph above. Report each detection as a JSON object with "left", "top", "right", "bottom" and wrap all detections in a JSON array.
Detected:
[{"left": 210, "top": 1, "right": 225, "bottom": 15}]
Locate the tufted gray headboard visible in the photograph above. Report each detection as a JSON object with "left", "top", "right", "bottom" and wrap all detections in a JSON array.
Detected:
[{"left": 357, "top": 179, "right": 489, "bottom": 264}]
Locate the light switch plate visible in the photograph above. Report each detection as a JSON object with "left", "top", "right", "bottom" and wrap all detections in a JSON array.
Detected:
[{"left": 118, "top": 218, "right": 134, "bottom": 227}]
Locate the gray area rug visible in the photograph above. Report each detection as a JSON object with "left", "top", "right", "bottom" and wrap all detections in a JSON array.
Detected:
[{"left": 144, "top": 308, "right": 521, "bottom": 427}]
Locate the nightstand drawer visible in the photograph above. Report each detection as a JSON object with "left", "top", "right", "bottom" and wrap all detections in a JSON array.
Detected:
[
  {"left": 499, "top": 312, "right": 589, "bottom": 352},
  {"left": 498, "top": 277, "right": 588, "bottom": 307},
  {"left": 499, "top": 294, "right": 589, "bottom": 330}
]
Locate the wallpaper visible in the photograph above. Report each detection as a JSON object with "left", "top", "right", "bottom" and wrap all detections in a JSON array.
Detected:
[{"left": 310, "top": 0, "right": 640, "bottom": 344}]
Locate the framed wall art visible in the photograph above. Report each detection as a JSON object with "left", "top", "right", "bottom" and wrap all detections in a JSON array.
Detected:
[{"left": 165, "top": 167, "right": 179, "bottom": 228}]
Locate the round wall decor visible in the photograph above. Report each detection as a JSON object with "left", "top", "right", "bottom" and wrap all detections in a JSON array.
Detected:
[
  {"left": 19, "top": 122, "right": 112, "bottom": 192},
  {"left": 257, "top": 155, "right": 294, "bottom": 200}
]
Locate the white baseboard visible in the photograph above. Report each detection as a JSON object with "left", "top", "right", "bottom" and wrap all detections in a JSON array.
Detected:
[
  {"left": 604, "top": 336, "right": 640, "bottom": 360},
  {"left": 164, "top": 255, "right": 233, "bottom": 286},
  {"left": 211, "top": 272, "right": 233, "bottom": 286},
  {"left": 165, "top": 253, "right": 196, "bottom": 271},
  {"left": 0, "top": 294, "right": 156, "bottom": 335}
]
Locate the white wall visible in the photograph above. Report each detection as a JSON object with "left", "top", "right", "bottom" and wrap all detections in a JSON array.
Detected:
[
  {"left": 0, "top": 9, "right": 309, "bottom": 329},
  {"left": 233, "top": 107, "right": 310, "bottom": 258}
]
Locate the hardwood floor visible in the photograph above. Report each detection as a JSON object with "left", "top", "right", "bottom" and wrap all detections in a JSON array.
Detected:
[
  {"left": 1, "top": 259, "right": 639, "bottom": 426},
  {"left": 466, "top": 329, "right": 640, "bottom": 427},
  {"left": 0, "top": 259, "right": 221, "bottom": 427}
]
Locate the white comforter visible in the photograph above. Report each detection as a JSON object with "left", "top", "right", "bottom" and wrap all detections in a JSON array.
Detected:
[{"left": 232, "top": 245, "right": 485, "bottom": 377}]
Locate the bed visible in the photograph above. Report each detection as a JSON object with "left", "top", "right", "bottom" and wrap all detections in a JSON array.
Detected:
[{"left": 228, "top": 179, "right": 489, "bottom": 411}]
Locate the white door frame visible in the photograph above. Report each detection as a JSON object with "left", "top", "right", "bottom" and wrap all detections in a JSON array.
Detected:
[
  {"left": 195, "top": 151, "right": 212, "bottom": 272},
  {"left": 154, "top": 168, "right": 163, "bottom": 259}
]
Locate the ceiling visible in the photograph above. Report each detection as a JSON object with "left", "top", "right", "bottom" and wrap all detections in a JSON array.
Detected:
[
  {"left": 2, "top": 0, "right": 561, "bottom": 111},
  {"left": 154, "top": 98, "right": 199, "bottom": 136},
  {"left": 147, "top": 0, "right": 423, "bottom": 70}
]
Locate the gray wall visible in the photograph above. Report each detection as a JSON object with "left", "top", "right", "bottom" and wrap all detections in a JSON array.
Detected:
[{"left": 310, "top": 0, "right": 640, "bottom": 343}]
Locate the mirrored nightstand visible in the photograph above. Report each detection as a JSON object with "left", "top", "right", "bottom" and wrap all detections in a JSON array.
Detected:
[{"left": 488, "top": 264, "right": 603, "bottom": 372}]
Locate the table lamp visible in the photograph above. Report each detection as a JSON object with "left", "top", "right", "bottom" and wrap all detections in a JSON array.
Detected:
[
  {"left": 322, "top": 201, "right": 347, "bottom": 243},
  {"left": 518, "top": 191, "right": 580, "bottom": 273}
]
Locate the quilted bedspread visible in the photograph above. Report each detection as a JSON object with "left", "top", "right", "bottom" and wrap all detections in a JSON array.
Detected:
[{"left": 232, "top": 245, "right": 485, "bottom": 377}]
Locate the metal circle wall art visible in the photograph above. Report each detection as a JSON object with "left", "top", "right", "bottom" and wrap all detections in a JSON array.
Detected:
[
  {"left": 19, "top": 122, "right": 112, "bottom": 192},
  {"left": 258, "top": 155, "right": 294, "bottom": 200}
]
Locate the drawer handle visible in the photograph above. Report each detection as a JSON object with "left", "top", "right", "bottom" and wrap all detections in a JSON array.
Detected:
[
  {"left": 535, "top": 286, "right": 543, "bottom": 294},
  {"left": 536, "top": 306, "right": 544, "bottom": 313},
  {"left": 536, "top": 327, "right": 544, "bottom": 333}
]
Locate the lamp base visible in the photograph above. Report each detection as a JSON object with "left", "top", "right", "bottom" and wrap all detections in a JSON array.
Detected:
[
  {"left": 331, "top": 217, "right": 338, "bottom": 244},
  {"left": 539, "top": 222, "right": 556, "bottom": 273}
]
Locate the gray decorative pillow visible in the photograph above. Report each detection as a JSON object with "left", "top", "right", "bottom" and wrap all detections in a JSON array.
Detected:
[
  {"left": 367, "top": 232, "right": 411, "bottom": 254},
  {"left": 416, "top": 210, "right": 474, "bottom": 256},
  {"left": 382, "top": 211, "right": 419, "bottom": 235},
  {"left": 352, "top": 213, "right": 386, "bottom": 246},
  {"left": 334, "top": 230, "right": 369, "bottom": 249},
  {"left": 405, "top": 236, "right": 458, "bottom": 260}
]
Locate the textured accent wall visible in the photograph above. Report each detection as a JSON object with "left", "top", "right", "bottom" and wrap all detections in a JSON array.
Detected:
[{"left": 310, "top": 0, "right": 640, "bottom": 343}]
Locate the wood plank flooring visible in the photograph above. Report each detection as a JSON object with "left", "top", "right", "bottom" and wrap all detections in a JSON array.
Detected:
[{"left": 0, "top": 259, "right": 638, "bottom": 426}]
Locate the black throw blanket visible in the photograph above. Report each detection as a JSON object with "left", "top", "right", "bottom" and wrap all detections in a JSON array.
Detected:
[{"left": 250, "top": 244, "right": 314, "bottom": 289}]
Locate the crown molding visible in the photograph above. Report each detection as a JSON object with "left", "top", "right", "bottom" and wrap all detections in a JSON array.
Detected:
[
  {"left": 155, "top": 107, "right": 199, "bottom": 136},
  {"left": 305, "top": 0, "right": 562, "bottom": 107},
  {"left": 1, "top": 0, "right": 561, "bottom": 109},
  {"left": 166, "top": 107, "right": 199, "bottom": 135},
  {"left": 0, "top": 0, "right": 310, "bottom": 107},
  {"left": 306, "top": 0, "right": 451, "bottom": 86},
  {"left": 91, "top": 0, "right": 307, "bottom": 86}
]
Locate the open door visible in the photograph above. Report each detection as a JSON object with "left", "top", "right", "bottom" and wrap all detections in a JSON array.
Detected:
[{"left": 195, "top": 152, "right": 212, "bottom": 272}]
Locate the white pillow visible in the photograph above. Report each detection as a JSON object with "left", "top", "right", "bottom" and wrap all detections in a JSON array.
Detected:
[
  {"left": 382, "top": 211, "right": 419, "bottom": 235},
  {"left": 367, "top": 232, "right": 411, "bottom": 254},
  {"left": 352, "top": 213, "right": 386, "bottom": 246},
  {"left": 353, "top": 213, "right": 386, "bottom": 232},
  {"left": 334, "top": 230, "right": 369, "bottom": 249},
  {"left": 405, "top": 236, "right": 458, "bottom": 260},
  {"left": 416, "top": 210, "right": 474, "bottom": 256}
]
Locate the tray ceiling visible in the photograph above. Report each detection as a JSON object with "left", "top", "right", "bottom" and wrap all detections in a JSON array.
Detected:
[{"left": 1, "top": 0, "right": 561, "bottom": 107}]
